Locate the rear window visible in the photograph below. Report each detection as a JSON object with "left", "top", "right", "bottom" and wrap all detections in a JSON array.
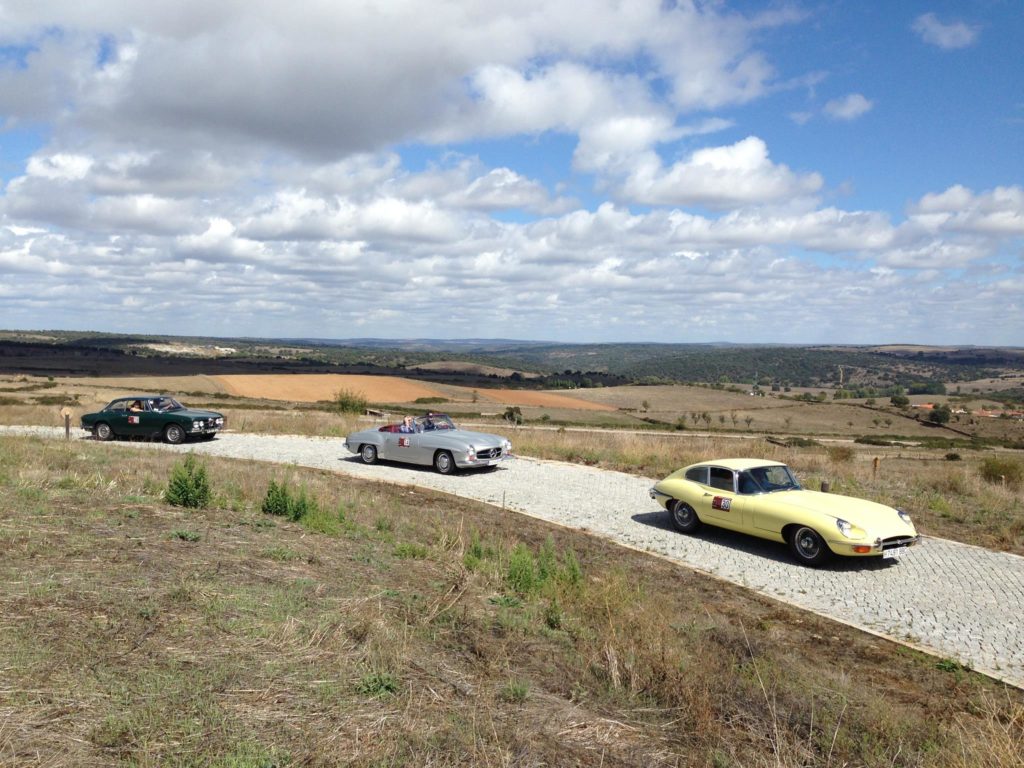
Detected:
[{"left": 685, "top": 466, "right": 708, "bottom": 484}]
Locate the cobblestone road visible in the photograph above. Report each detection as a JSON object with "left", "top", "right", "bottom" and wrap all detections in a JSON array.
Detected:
[{"left": 11, "top": 427, "right": 1024, "bottom": 688}]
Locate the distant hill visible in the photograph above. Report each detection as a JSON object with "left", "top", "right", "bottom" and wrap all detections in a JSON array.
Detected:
[{"left": 1, "top": 330, "right": 1022, "bottom": 396}]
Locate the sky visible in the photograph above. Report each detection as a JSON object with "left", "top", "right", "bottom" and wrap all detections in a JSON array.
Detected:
[{"left": 0, "top": 0, "right": 1021, "bottom": 345}]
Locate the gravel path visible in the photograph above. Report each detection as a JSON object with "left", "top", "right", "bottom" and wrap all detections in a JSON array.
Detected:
[{"left": 10, "top": 426, "right": 1024, "bottom": 688}]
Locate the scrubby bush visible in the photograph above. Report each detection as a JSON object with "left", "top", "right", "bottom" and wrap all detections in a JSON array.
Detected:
[
  {"left": 164, "top": 453, "right": 211, "bottom": 509},
  {"left": 980, "top": 457, "right": 1023, "bottom": 489},
  {"left": 826, "top": 446, "right": 855, "bottom": 463},
  {"left": 333, "top": 387, "right": 368, "bottom": 414}
]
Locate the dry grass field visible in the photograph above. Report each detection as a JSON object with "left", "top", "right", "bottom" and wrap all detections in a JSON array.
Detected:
[
  {"left": 2, "top": 372, "right": 1022, "bottom": 555},
  {"left": 2, "top": 435, "right": 1022, "bottom": 766}
]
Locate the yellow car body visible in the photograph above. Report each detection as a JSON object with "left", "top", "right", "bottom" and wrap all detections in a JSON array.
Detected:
[{"left": 649, "top": 458, "right": 920, "bottom": 566}]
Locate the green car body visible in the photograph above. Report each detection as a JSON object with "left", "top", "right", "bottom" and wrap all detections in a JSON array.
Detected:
[
  {"left": 650, "top": 458, "right": 920, "bottom": 566},
  {"left": 81, "top": 395, "right": 225, "bottom": 444}
]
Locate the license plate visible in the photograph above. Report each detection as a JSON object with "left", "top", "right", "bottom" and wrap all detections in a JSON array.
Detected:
[{"left": 882, "top": 547, "right": 907, "bottom": 560}]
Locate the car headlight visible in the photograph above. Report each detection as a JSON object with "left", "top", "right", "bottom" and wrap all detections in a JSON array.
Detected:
[
  {"left": 897, "top": 508, "right": 913, "bottom": 525},
  {"left": 836, "top": 519, "right": 854, "bottom": 538}
]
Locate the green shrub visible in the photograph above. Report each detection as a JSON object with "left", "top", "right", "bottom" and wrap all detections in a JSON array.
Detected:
[
  {"left": 261, "top": 480, "right": 320, "bottom": 522},
  {"left": 394, "top": 542, "right": 428, "bottom": 559},
  {"left": 414, "top": 397, "right": 447, "bottom": 404},
  {"left": 289, "top": 486, "right": 318, "bottom": 522},
  {"left": 262, "top": 479, "right": 291, "bottom": 516},
  {"left": 164, "top": 454, "right": 211, "bottom": 509},
  {"left": 332, "top": 387, "right": 369, "bottom": 414},
  {"left": 506, "top": 543, "right": 537, "bottom": 594},
  {"left": 980, "top": 457, "right": 1023, "bottom": 489}
]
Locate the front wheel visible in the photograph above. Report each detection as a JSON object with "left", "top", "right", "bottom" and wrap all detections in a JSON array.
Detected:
[
  {"left": 434, "top": 450, "right": 455, "bottom": 475},
  {"left": 164, "top": 424, "right": 186, "bottom": 445},
  {"left": 788, "top": 525, "right": 831, "bottom": 566},
  {"left": 95, "top": 422, "right": 114, "bottom": 441},
  {"left": 360, "top": 444, "right": 378, "bottom": 464},
  {"left": 669, "top": 500, "right": 702, "bottom": 533}
]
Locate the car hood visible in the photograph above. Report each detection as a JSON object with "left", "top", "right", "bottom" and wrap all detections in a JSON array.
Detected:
[
  {"left": 767, "top": 489, "right": 903, "bottom": 526},
  {"left": 172, "top": 409, "right": 223, "bottom": 419}
]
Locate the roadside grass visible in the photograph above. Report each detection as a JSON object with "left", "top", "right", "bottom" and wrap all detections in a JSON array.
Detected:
[{"left": 1, "top": 435, "right": 1023, "bottom": 766}]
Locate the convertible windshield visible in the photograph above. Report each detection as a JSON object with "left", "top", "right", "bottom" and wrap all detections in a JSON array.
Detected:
[
  {"left": 416, "top": 414, "right": 455, "bottom": 431},
  {"left": 739, "top": 465, "right": 802, "bottom": 494}
]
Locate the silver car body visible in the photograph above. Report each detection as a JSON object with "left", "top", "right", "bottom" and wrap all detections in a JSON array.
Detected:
[{"left": 344, "top": 413, "right": 512, "bottom": 473}]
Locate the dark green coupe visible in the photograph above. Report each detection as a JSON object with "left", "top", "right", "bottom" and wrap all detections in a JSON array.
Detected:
[{"left": 81, "top": 395, "right": 225, "bottom": 444}]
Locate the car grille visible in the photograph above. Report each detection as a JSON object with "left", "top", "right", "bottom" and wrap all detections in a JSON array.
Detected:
[
  {"left": 476, "top": 447, "right": 503, "bottom": 460},
  {"left": 881, "top": 535, "right": 918, "bottom": 549}
]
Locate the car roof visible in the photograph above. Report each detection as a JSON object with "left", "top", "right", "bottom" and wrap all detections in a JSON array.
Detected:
[{"left": 687, "top": 458, "right": 788, "bottom": 471}]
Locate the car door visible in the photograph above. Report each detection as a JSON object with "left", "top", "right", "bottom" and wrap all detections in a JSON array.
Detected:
[
  {"left": 134, "top": 400, "right": 165, "bottom": 439},
  {"left": 381, "top": 430, "right": 427, "bottom": 464},
  {"left": 103, "top": 400, "right": 132, "bottom": 436},
  {"left": 694, "top": 466, "right": 745, "bottom": 531}
]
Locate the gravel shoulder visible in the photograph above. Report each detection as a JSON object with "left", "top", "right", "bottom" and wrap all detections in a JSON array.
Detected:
[{"left": 11, "top": 425, "right": 1024, "bottom": 689}]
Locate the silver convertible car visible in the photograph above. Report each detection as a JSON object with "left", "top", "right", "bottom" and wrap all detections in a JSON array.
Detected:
[{"left": 344, "top": 413, "right": 512, "bottom": 474}]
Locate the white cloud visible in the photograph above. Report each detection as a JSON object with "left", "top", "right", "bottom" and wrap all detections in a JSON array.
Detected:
[
  {"left": 909, "top": 185, "right": 1024, "bottom": 235},
  {"left": 618, "top": 136, "right": 823, "bottom": 209},
  {"left": 912, "top": 13, "right": 980, "bottom": 50},
  {"left": 0, "top": 2, "right": 1020, "bottom": 345},
  {"left": 823, "top": 93, "right": 873, "bottom": 121}
]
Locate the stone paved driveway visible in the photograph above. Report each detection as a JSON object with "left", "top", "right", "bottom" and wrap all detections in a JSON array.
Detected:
[{"left": 11, "top": 427, "right": 1024, "bottom": 688}]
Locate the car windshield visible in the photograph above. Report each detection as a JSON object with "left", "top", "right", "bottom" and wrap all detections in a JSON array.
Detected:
[
  {"left": 739, "top": 465, "right": 802, "bottom": 494},
  {"left": 416, "top": 414, "right": 455, "bottom": 431}
]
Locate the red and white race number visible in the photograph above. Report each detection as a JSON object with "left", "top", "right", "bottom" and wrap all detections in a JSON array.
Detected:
[{"left": 711, "top": 496, "right": 732, "bottom": 511}]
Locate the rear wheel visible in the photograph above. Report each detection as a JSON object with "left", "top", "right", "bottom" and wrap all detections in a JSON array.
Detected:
[
  {"left": 434, "top": 450, "right": 455, "bottom": 475},
  {"left": 788, "top": 525, "right": 831, "bottom": 566},
  {"left": 164, "top": 424, "right": 186, "bottom": 445},
  {"left": 360, "top": 444, "right": 378, "bottom": 464},
  {"left": 95, "top": 422, "right": 114, "bottom": 441},
  {"left": 669, "top": 500, "right": 702, "bottom": 533}
]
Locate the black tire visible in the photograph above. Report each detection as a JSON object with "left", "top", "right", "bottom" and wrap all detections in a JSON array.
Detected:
[
  {"left": 95, "top": 422, "right": 114, "bottom": 441},
  {"left": 434, "top": 450, "right": 455, "bottom": 475},
  {"left": 788, "top": 525, "right": 831, "bottom": 566},
  {"left": 360, "top": 444, "right": 378, "bottom": 464},
  {"left": 669, "top": 500, "right": 702, "bottom": 533},
  {"left": 164, "top": 423, "right": 186, "bottom": 445}
]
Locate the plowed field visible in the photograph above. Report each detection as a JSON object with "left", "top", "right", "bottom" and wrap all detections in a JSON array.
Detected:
[{"left": 214, "top": 374, "right": 447, "bottom": 403}]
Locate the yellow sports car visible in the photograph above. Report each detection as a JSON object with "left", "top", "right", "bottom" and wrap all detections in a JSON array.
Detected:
[{"left": 649, "top": 458, "right": 920, "bottom": 566}]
